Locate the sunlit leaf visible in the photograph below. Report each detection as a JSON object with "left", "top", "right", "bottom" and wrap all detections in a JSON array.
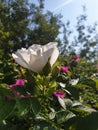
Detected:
[{"left": 58, "top": 97, "right": 66, "bottom": 109}]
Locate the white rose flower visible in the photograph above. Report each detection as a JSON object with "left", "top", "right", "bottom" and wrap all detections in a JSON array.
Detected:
[{"left": 12, "top": 42, "right": 59, "bottom": 73}]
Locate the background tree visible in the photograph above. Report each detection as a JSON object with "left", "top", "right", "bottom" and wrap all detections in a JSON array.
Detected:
[
  {"left": 0, "top": 0, "right": 29, "bottom": 53},
  {"left": 27, "top": 0, "right": 62, "bottom": 46},
  {"left": 75, "top": 6, "right": 98, "bottom": 60},
  {"left": 61, "top": 6, "right": 98, "bottom": 61},
  {"left": 0, "top": 0, "right": 62, "bottom": 55}
]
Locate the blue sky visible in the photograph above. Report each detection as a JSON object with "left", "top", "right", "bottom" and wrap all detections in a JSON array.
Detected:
[
  {"left": 45, "top": 0, "right": 98, "bottom": 26},
  {"left": 29, "top": 0, "right": 98, "bottom": 53},
  {"left": 31, "top": 0, "right": 98, "bottom": 27}
]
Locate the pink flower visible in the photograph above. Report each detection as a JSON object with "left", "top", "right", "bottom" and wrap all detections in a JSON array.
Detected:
[
  {"left": 9, "top": 79, "right": 32, "bottom": 99},
  {"left": 11, "top": 90, "right": 20, "bottom": 96},
  {"left": 53, "top": 91, "right": 65, "bottom": 98},
  {"left": 96, "top": 64, "right": 98, "bottom": 68},
  {"left": 19, "top": 94, "right": 32, "bottom": 99},
  {"left": 9, "top": 79, "right": 25, "bottom": 88},
  {"left": 6, "top": 96, "right": 13, "bottom": 101},
  {"left": 15, "top": 79, "right": 25, "bottom": 86},
  {"left": 73, "top": 55, "right": 80, "bottom": 62},
  {"left": 60, "top": 66, "right": 69, "bottom": 73},
  {"left": 11, "top": 90, "right": 31, "bottom": 99}
]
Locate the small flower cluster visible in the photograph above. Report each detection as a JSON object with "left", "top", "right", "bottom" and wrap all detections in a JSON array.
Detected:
[
  {"left": 7, "top": 79, "right": 31, "bottom": 100},
  {"left": 53, "top": 54, "right": 80, "bottom": 98}
]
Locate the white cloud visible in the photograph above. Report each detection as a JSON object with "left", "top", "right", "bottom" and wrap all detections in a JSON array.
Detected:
[{"left": 53, "top": 0, "right": 73, "bottom": 12}]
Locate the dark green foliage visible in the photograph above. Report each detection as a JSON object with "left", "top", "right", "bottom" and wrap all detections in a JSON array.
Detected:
[
  {"left": 0, "top": 0, "right": 62, "bottom": 54},
  {"left": 0, "top": 0, "right": 98, "bottom": 129}
]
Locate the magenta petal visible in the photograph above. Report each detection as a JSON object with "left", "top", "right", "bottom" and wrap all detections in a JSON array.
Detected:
[
  {"left": 60, "top": 66, "right": 69, "bottom": 73},
  {"left": 9, "top": 84, "right": 16, "bottom": 88},
  {"left": 53, "top": 91, "right": 65, "bottom": 98},
  {"left": 9, "top": 79, "right": 25, "bottom": 88},
  {"left": 15, "top": 79, "right": 25, "bottom": 86}
]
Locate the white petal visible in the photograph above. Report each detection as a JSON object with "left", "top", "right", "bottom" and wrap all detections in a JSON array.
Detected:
[
  {"left": 42, "top": 42, "right": 58, "bottom": 52},
  {"left": 29, "top": 55, "right": 44, "bottom": 72},
  {"left": 29, "top": 48, "right": 53, "bottom": 72},
  {"left": 16, "top": 49, "right": 30, "bottom": 64},
  {"left": 28, "top": 44, "right": 41, "bottom": 51},
  {"left": 49, "top": 47, "right": 59, "bottom": 66},
  {"left": 12, "top": 53, "right": 29, "bottom": 69},
  {"left": 28, "top": 49, "right": 37, "bottom": 55},
  {"left": 12, "top": 42, "right": 59, "bottom": 72},
  {"left": 45, "top": 42, "right": 58, "bottom": 49}
]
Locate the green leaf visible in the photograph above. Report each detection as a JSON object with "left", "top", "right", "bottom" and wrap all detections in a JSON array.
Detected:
[
  {"left": 0, "top": 100, "right": 16, "bottom": 121},
  {"left": 67, "top": 71, "right": 72, "bottom": 77},
  {"left": 31, "top": 97, "right": 41, "bottom": 115},
  {"left": 66, "top": 87, "right": 79, "bottom": 100},
  {"left": 94, "top": 79, "right": 98, "bottom": 90},
  {"left": 0, "top": 123, "right": 8, "bottom": 130},
  {"left": 33, "top": 120, "right": 56, "bottom": 130},
  {"left": 58, "top": 97, "right": 66, "bottom": 109},
  {"left": 49, "top": 112, "right": 56, "bottom": 119},
  {"left": 64, "top": 98, "right": 73, "bottom": 108},
  {"left": 64, "top": 112, "right": 98, "bottom": 130},
  {"left": 59, "top": 82, "right": 66, "bottom": 88},
  {"left": 76, "top": 112, "right": 98, "bottom": 130},
  {"left": 72, "top": 101, "right": 82, "bottom": 107},
  {"left": 79, "top": 77, "right": 96, "bottom": 88},
  {"left": 0, "top": 84, "right": 8, "bottom": 89},
  {"left": 16, "top": 98, "right": 31, "bottom": 116},
  {"left": 51, "top": 66, "right": 59, "bottom": 79},
  {"left": 13, "top": 85, "right": 27, "bottom": 95},
  {"left": 56, "top": 110, "right": 75, "bottom": 124},
  {"left": 42, "top": 60, "right": 51, "bottom": 76},
  {"left": 71, "top": 103, "right": 96, "bottom": 116},
  {"left": 0, "top": 87, "right": 14, "bottom": 100}
]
